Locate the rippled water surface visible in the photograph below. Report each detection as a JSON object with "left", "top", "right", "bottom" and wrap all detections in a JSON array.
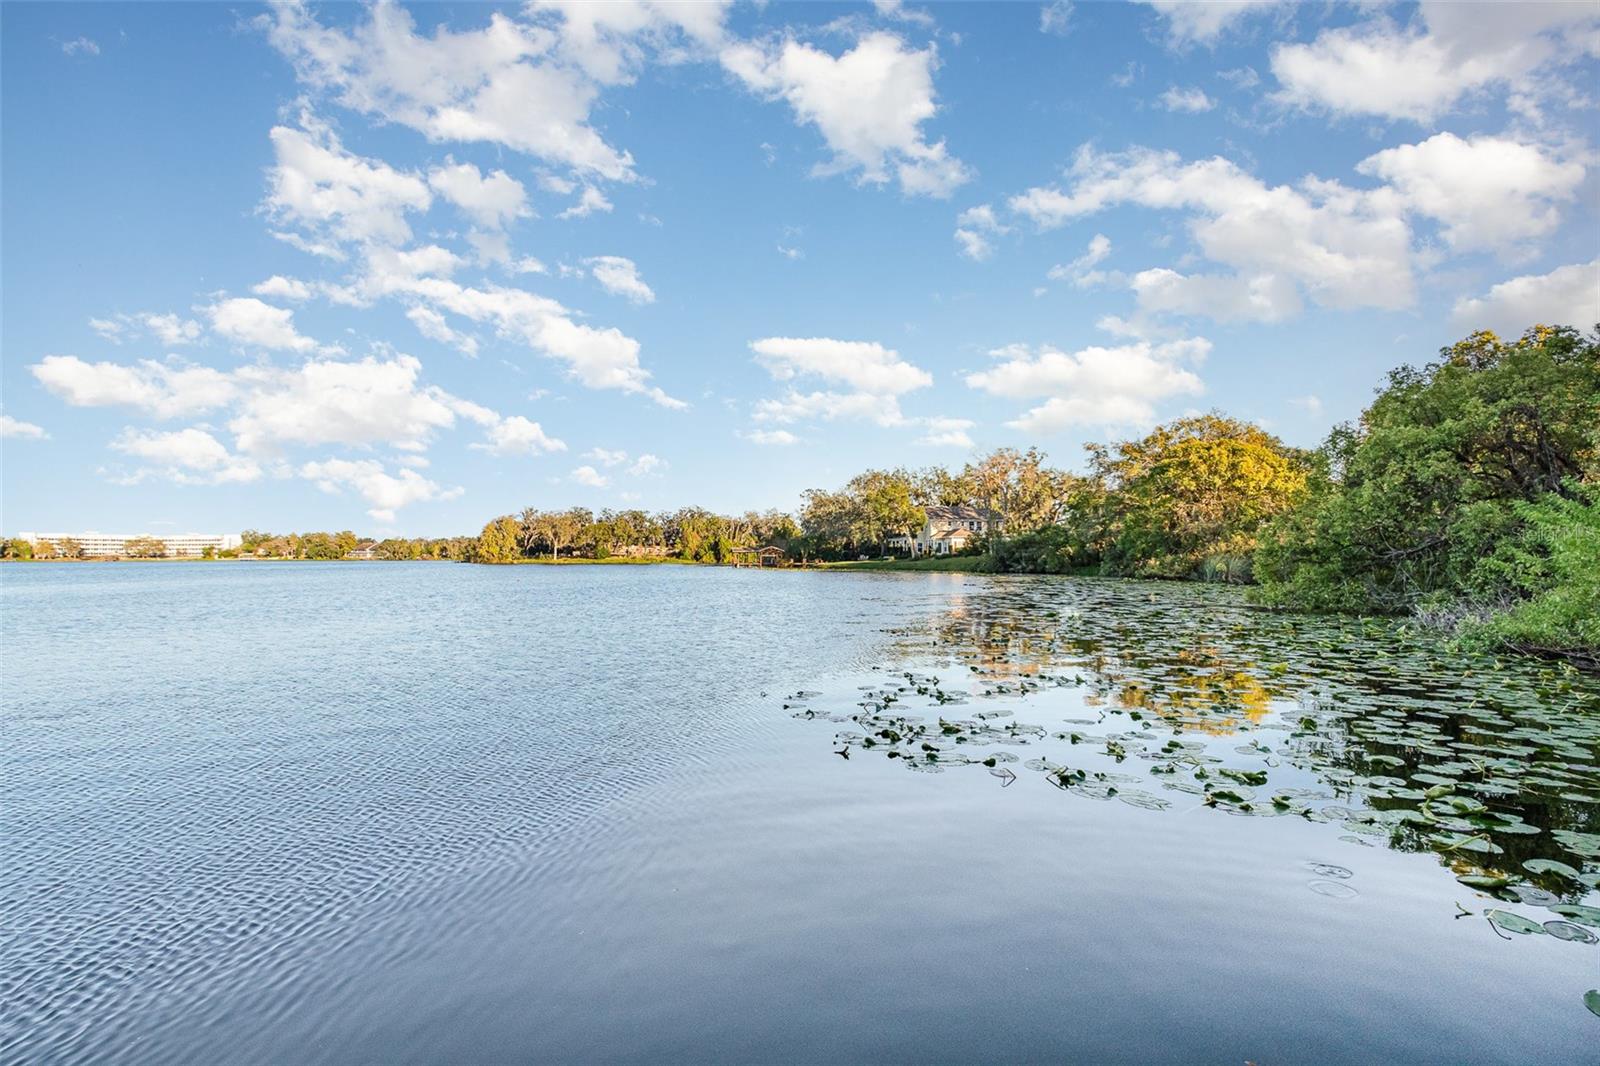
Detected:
[{"left": 4, "top": 563, "right": 1598, "bottom": 1064}]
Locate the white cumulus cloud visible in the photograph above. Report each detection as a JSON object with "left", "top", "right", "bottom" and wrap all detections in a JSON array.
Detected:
[
  {"left": 1270, "top": 4, "right": 1600, "bottom": 122},
  {"left": 262, "top": 2, "right": 639, "bottom": 181},
  {"left": 722, "top": 31, "right": 970, "bottom": 197},
  {"left": 406, "top": 306, "right": 480, "bottom": 357},
  {"left": 206, "top": 297, "right": 324, "bottom": 353},
  {"left": 1047, "top": 233, "right": 1113, "bottom": 288},
  {"left": 914, "top": 416, "right": 975, "bottom": 448},
  {"left": 745, "top": 428, "right": 799, "bottom": 446},
  {"left": 1158, "top": 86, "right": 1214, "bottom": 112},
  {"left": 31, "top": 356, "right": 237, "bottom": 418},
  {"left": 252, "top": 276, "right": 313, "bottom": 302},
  {"left": 1356, "top": 133, "right": 1584, "bottom": 255},
  {"left": 263, "top": 115, "right": 432, "bottom": 252},
  {"left": 627, "top": 453, "right": 665, "bottom": 475},
  {"left": 966, "top": 334, "right": 1209, "bottom": 433},
  {"left": 472, "top": 414, "right": 567, "bottom": 456},
  {"left": 1009, "top": 144, "right": 1415, "bottom": 315},
  {"left": 111, "top": 428, "right": 262, "bottom": 485},
  {"left": 558, "top": 186, "right": 614, "bottom": 219},
  {"left": 300, "top": 457, "right": 461, "bottom": 522},
  {"left": 427, "top": 158, "right": 530, "bottom": 229},
  {"left": 230, "top": 352, "right": 470, "bottom": 454},
  {"left": 585, "top": 255, "right": 655, "bottom": 304},
  {"left": 750, "top": 336, "right": 932, "bottom": 395},
  {"left": 363, "top": 272, "right": 682, "bottom": 407},
  {"left": 1131, "top": 268, "right": 1302, "bottom": 323},
  {"left": 954, "top": 203, "right": 1009, "bottom": 261},
  {"left": 1, "top": 415, "right": 48, "bottom": 440},
  {"left": 88, "top": 312, "right": 203, "bottom": 347},
  {"left": 571, "top": 464, "right": 609, "bottom": 487},
  {"left": 1451, "top": 260, "right": 1600, "bottom": 336},
  {"left": 1141, "top": 0, "right": 1284, "bottom": 45}
]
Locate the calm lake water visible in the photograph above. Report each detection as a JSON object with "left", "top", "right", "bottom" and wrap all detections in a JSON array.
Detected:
[{"left": 4, "top": 563, "right": 1598, "bottom": 1064}]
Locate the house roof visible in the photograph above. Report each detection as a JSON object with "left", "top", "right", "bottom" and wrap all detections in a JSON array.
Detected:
[{"left": 925, "top": 505, "right": 992, "bottom": 521}]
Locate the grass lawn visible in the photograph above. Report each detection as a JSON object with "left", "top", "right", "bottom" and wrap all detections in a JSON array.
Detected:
[
  {"left": 510, "top": 555, "right": 700, "bottom": 565},
  {"left": 821, "top": 556, "right": 987, "bottom": 572}
]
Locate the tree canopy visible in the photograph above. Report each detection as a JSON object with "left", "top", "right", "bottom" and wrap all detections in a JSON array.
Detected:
[
  {"left": 1096, "top": 415, "right": 1311, "bottom": 579},
  {"left": 1255, "top": 326, "right": 1600, "bottom": 613}
]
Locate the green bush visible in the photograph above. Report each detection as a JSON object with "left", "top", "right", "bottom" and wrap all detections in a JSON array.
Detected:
[
  {"left": 1198, "top": 552, "right": 1254, "bottom": 584},
  {"left": 1457, "top": 483, "right": 1599, "bottom": 668},
  {"left": 987, "top": 527, "right": 1082, "bottom": 574},
  {"left": 1255, "top": 327, "right": 1599, "bottom": 614}
]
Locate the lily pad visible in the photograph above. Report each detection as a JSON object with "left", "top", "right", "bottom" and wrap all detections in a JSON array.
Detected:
[
  {"left": 1455, "top": 874, "right": 1509, "bottom": 890},
  {"left": 1486, "top": 909, "right": 1546, "bottom": 936},
  {"left": 1553, "top": 830, "right": 1600, "bottom": 860},
  {"left": 1543, "top": 921, "right": 1598, "bottom": 944},
  {"left": 1117, "top": 789, "right": 1172, "bottom": 811},
  {"left": 1505, "top": 885, "right": 1561, "bottom": 908},
  {"left": 1549, "top": 904, "right": 1600, "bottom": 928},
  {"left": 1308, "top": 862, "right": 1353, "bottom": 880}
]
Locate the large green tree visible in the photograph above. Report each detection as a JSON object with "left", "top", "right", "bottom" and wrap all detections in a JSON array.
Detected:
[
  {"left": 472, "top": 516, "right": 522, "bottom": 564},
  {"left": 1095, "top": 415, "right": 1311, "bottom": 579},
  {"left": 963, "top": 447, "right": 1063, "bottom": 538},
  {"left": 845, "top": 470, "right": 925, "bottom": 555},
  {"left": 1255, "top": 326, "right": 1600, "bottom": 612}
]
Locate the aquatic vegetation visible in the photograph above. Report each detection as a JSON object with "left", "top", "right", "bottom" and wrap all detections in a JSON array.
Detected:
[{"left": 788, "top": 576, "right": 1600, "bottom": 1004}]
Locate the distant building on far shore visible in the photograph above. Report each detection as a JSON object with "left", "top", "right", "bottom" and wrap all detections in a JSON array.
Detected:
[
  {"left": 886, "top": 506, "right": 994, "bottom": 557},
  {"left": 15, "top": 532, "right": 242, "bottom": 558}
]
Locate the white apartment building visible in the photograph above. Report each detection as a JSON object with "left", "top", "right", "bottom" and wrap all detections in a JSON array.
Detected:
[
  {"left": 886, "top": 505, "right": 994, "bottom": 556},
  {"left": 16, "top": 532, "right": 243, "bottom": 558}
]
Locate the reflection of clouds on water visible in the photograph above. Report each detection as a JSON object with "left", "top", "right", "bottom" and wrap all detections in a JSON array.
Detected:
[{"left": 793, "top": 575, "right": 1600, "bottom": 940}]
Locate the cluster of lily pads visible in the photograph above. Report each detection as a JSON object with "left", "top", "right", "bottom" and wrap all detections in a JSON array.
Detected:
[{"left": 788, "top": 577, "right": 1600, "bottom": 962}]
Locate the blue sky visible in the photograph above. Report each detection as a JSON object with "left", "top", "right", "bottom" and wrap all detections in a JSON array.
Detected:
[{"left": 3, "top": 1, "right": 1597, "bottom": 536}]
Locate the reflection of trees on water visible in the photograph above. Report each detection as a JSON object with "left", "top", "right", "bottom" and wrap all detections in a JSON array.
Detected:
[
  {"left": 868, "top": 577, "right": 1600, "bottom": 892},
  {"left": 894, "top": 583, "right": 1293, "bottom": 733},
  {"left": 1288, "top": 684, "right": 1600, "bottom": 893}
]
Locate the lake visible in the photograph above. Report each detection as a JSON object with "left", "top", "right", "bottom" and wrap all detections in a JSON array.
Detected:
[{"left": 3, "top": 563, "right": 1598, "bottom": 1064}]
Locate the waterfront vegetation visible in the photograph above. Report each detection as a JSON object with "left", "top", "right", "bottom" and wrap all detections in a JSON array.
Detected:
[
  {"left": 4, "top": 328, "right": 1594, "bottom": 667},
  {"left": 236, "top": 530, "right": 478, "bottom": 561},
  {"left": 2, "top": 531, "right": 479, "bottom": 561},
  {"left": 466, "top": 326, "right": 1598, "bottom": 667}
]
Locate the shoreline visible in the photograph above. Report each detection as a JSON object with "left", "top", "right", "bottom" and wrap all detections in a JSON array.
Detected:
[{"left": 0, "top": 554, "right": 983, "bottom": 570}]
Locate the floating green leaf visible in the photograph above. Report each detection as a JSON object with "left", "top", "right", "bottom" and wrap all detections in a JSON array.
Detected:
[
  {"left": 1544, "top": 921, "right": 1598, "bottom": 944},
  {"left": 1550, "top": 905, "right": 1600, "bottom": 929},
  {"left": 1486, "top": 909, "right": 1546, "bottom": 936},
  {"left": 1456, "top": 874, "right": 1509, "bottom": 890}
]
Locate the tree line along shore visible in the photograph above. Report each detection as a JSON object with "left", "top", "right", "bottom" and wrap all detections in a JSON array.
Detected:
[
  {"left": 5, "top": 327, "right": 1595, "bottom": 667},
  {"left": 477, "top": 326, "right": 1600, "bottom": 667}
]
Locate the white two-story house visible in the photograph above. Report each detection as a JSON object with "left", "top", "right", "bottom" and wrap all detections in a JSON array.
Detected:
[{"left": 887, "top": 505, "right": 993, "bottom": 556}]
